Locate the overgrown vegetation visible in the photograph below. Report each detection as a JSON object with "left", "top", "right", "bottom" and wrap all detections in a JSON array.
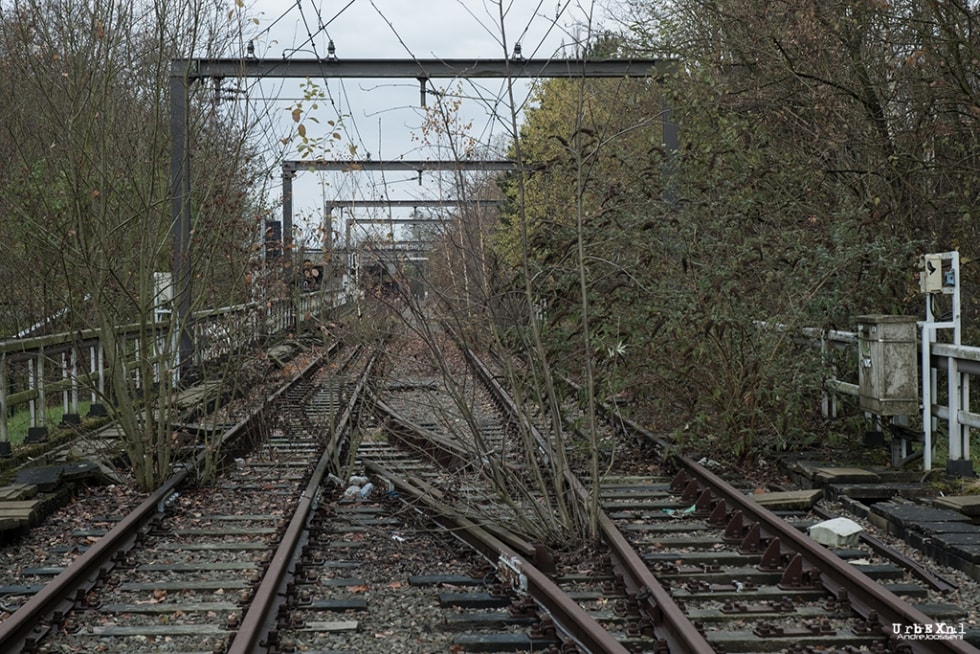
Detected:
[
  {"left": 483, "top": 0, "right": 979, "bottom": 464},
  {"left": 339, "top": 1, "right": 980, "bottom": 545},
  {"left": 2, "top": 0, "right": 976, "bottom": 532},
  {"left": 0, "top": 0, "right": 270, "bottom": 489}
]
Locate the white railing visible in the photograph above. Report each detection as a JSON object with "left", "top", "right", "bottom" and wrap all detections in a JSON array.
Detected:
[
  {"left": 819, "top": 251, "right": 973, "bottom": 474},
  {"left": 925, "top": 341, "right": 976, "bottom": 474},
  {"left": 803, "top": 326, "right": 860, "bottom": 419},
  {"left": 0, "top": 286, "right": 349, "bottom": 455},
  {"left": 764, "top": 293, "right": 975, "bottom": 475},
  {"left": 824, "top": 331, "right": 977, "bottom": 473}
]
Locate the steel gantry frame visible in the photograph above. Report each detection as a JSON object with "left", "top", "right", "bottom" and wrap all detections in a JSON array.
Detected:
[
  {"left": 170, "top": 56, "right": 676, "bottom": 367},
  {"left": 280, "top": 158, "right": 517, "bottom": 257},
  {"left": 326, "top": 198, "right": 502, "bottom": 293}
]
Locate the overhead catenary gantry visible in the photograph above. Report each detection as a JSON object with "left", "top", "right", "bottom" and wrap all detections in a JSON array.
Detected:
[
  {"left": 326, "top": 198, "right": 504, "bottom": 211},
  {"left": 326, "top": 198, "right": 503, "bottom": 263},
  {"left": 339, "top": 213, "right": 466, "bottom": 266},
  {"left": 325, "top": 199, "right": 503, "bottom": 209},
  {"left": 328, "top": 199, "right": 503, "bottom": 247},
  {"left": 174, "top": 56, "right": 672, "bottom": 85},
  {"left": 344, "top": 218, "right": 444, "bottom": 272},
  {"left": 282, "top": 159, "right": 521, "bottom": 173},
  {"left": 170, "top": 55, "right": 676, "bottom": 366},
  {"left": 280, "top": 158, "right": 519, "bottom": 256}
]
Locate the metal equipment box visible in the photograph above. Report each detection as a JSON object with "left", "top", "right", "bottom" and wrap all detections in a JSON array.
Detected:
[{"left": 857, "top": 315, "right": 919, "bottom": 416}]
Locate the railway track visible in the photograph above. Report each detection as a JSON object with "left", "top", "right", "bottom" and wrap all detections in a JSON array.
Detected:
[
  {"left": 1, "top": 323, "right": 977, "bottom": 653},
  {"left": 366, "top": 327, "right": 979, "bottom": 653},
  {"left": 0, "top": 346, "right": 372, "bottom": 653},
  {"left": 267, "top": 436, "right": 564, "bottom": 653},
  {"left": 593, "top": 411, "right": 979, "bottom": 653}
]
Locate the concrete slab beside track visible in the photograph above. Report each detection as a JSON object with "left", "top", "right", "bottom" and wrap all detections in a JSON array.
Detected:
[{"left": 787, "top": 460, "right": 980, "bottom": 583}]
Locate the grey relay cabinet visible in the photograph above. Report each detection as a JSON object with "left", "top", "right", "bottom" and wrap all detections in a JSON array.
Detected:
[{"left": 857, "top": 315, "right": 919, "bottom": 416}]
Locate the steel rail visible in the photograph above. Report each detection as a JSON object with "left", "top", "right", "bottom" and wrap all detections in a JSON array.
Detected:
[
  {"left": 371, "top": 346, "right": 634, "bottom": 651},
  {"left": 555, "top": 449, "right": 717, "bottom": 652},
  {"left": 762, "top": 475, "right": 961, "bottom": 595},
  {"left": 371, "top": 394, "right": 470, "bottom": 470},
  {"left": 810, "top": 504, "right": 959, "bottom": 595},
  {"left": 673, "top": 453, "right": 979, "bottom": 654},
  {"left": 361, "top": 456, "right": 632, "bottom": 654},
  {"left": 373, "top": 399, "right": 548, "bottom": 563},
  {"left": 596, "top": 398, "right": 979, "bottom": 654},
  {"left": 0, "top": 469, "right": 187, "bottom": 653},
  {"left": 594, "top": 505, "right": 718, "bottom": 653},
  {"left": 228, "top": 350, "right": 376, "bottom": 654},
  {"left": 0, "top": 352, "right": 327, "bottom": 654},
  {"left": 460, "top": 345, "right": 717, "bottom": 653}
]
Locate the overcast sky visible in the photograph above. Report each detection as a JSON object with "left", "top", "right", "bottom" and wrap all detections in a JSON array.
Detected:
[{"left": 236, "top": 1, "right": 612, "bottom": 246}]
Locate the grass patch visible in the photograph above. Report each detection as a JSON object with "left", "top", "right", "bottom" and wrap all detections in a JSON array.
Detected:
[
  {"left": 4, "top": 403, "right": 93, "bottom": 445},
  {"left": 928, "top": 429, "right": 980, "bottom": 473}
]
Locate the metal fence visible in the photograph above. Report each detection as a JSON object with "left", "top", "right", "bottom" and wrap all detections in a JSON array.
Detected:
[
  {"left": 0, "top": 286, "right": 350, "bottom": 456},
  {"left": 822, "top": 328, "right": 976, "bottom": 475},
  {"left": 828, "top": 331, "right": 980, "bottom": 475}
]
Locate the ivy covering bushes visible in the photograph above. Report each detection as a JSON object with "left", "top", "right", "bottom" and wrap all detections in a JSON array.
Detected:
[{"left": 489, "top": 1, "right": 979, "bottom": 460}]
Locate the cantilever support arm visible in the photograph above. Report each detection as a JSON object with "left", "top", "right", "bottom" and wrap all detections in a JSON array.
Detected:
[{"left": 169, "top": 66, "right": 193, "bottom": 374}]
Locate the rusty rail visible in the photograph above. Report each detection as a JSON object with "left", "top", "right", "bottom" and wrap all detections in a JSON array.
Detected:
[
  {"left": 400, "top": 340, "right": 718, "bottom": 653},
  {"left": 0, "top": 352, "right": 327, "bottom": 654},
  {"left": 227, "top": 348, "right": 375, "bottom": 654},
  {"left": 362, "top": 455, "right": 633, "bottom": 654},
  {"left": 810, "top": 504, "right": 959, "bottom": 595},
  {"left": 657, "top": 438, "right": 979, "bottom": 654}
]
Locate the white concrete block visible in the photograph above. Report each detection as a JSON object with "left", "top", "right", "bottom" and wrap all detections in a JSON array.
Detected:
[{"left": 807, "top": 517, "right": 864, "bottom": 548}]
